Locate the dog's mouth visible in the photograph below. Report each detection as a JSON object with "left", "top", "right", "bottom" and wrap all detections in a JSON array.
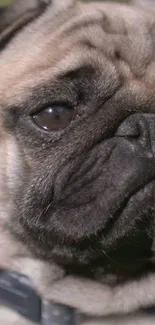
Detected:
[
  {"left": 16, "top": 147, "right": 155, "bottom": 275},
  {"left": 105, "top": 180, "right": 155, "bottom": 237},
  {"left": 51, "top": 181, "right": 155, "bottom": 280},
  {"left": 101, "top": 177, "right": 154, "bottom": 252}
]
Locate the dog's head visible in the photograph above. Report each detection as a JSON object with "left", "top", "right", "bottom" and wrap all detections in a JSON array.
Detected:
[{"left": 1, "top": 0, "right": 155, "bottom": 279}]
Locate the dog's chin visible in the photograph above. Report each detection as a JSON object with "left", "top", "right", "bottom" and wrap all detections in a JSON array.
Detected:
[{"left": 11, "top": 180, "right": 154, "bottom": 282}]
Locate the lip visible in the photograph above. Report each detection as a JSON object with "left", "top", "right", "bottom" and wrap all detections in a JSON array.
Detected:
[
  {"left": 104, "top": 180, "right": 155, "bottom": 242},
  {"left": 45, "top": 170, "right": 155, "bottom": 243}
]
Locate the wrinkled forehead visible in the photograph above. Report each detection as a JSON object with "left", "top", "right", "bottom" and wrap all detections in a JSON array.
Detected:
[{"left": 0, "top": 1, "right": 154, "bottom": 106}]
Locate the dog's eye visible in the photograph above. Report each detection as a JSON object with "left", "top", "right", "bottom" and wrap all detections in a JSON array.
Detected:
[{"left": 32, "top": 105, "right": 74, "bottom": 131}]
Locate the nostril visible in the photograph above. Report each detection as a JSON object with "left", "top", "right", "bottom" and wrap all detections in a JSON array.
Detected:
[
  {"left": 115, "top": 120, "right": 140, "bottom": 139},
  {"left": 115, "top": 113, "right": 155, "bottom": 156}
]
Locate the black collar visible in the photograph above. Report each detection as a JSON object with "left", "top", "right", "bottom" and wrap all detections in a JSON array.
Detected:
[{"left": 0, "top": 269, "right": 78, "bottom": 324}]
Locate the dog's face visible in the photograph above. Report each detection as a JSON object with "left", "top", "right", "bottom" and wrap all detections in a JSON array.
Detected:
[{"left": 1, "top": 0, "right": 155, "bottom": 279}]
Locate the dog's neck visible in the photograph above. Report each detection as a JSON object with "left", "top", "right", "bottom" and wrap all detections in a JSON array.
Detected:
[{"left": 0, "top": 223, "right": 155, "bottom": 319}]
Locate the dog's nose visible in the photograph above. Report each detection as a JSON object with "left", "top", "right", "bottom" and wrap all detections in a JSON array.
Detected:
[{"left": 116, "top": 113, "right": 155, "bottom": 156}]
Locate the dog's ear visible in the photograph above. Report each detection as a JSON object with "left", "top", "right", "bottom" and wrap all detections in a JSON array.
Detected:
[
  {"left": 0, "top": 0, "right": 76, "bottom": 50},
  {"left": 0, "top": 0, "right": 49, "bottom": 49}
]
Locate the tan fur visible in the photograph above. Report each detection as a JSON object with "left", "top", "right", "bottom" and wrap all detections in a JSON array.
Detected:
[{"left": 1, "top": 0, "right": 155, "bottom": 324}]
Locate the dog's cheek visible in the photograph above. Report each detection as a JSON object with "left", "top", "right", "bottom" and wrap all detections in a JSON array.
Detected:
[{"left": 0, "top": 133, "right": 25, "bottom": 222}]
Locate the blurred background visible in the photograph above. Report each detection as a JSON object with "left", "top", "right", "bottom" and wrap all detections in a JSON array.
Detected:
[
  {"left": 0, "top": 0, "right": 12, "bottom": 5},
  {"left": 0, "top": 0, "right": 129, "bottom": 6}
]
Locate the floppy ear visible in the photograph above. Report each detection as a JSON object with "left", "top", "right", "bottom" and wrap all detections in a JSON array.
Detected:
[
  {"left": 0, "top": 0, "right": 76, "bottom": 49},
  {"left": 0, "top": 0, "right": 49, "bottom": 49}
]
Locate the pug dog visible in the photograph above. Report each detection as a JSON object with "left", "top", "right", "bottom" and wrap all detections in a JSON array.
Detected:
[{"left": 1, "top": 0, "right": 155, "bottom": 324}]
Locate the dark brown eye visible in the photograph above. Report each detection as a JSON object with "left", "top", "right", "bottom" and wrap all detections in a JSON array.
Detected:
[{"left": 32, "top": 105, "right": 75, "bottom": 131}]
